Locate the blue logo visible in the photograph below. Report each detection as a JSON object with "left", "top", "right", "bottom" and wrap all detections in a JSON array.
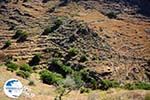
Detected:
[{"left": 3, "top": 79, "right": 23, "bottom": 98}]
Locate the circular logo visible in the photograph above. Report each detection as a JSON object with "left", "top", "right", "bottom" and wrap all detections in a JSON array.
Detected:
[{"left": 3, "top": 79, "right": 23, "bottom": 98}]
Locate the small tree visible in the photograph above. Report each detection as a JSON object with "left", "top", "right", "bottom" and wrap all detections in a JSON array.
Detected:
[
  {"left": 20, "top": 64, "right": 32, "bottom": 73},
  {"left": 16, "top": 70, "right": 30, "bottom": 79},
  {"left": 2, "top": 40, "right": 11, "bottom": 49},
  {"left": 42, "top": 19, "right": 63, "bottom": 35},
  {"left": 55, "top": 76, "right": 76, "bottom": 100},
  {"left": 79, "top": 55, "right": 88, "bottom": 62},
  {"left": 6, "top": 62, "right": 18, "bottom": 72},
  {"left": 106, "top": 12, "right": 117, "bottom": 19},
  {"left": 40, "top": 70, "right": 63, "bottom": 85},
  {"left": 13, "top": 30, "right": 28, "bottom": 42},
  {"left": 68, "top": 48, "right": 78, "bottom": 57},
  {"left": 29, "top": 53, "right": 41, "bottom": 66}
]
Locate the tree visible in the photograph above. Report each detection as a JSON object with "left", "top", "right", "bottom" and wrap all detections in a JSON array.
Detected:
[{"left": 55, "top": 76, "right": 76, "bottom": 100}]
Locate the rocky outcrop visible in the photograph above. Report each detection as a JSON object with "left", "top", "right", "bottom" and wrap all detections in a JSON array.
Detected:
[{"left": 78, "top": 0, "right": 150, "bottom": 17}]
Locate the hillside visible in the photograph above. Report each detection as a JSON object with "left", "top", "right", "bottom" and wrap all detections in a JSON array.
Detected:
[{"left": 0, "top": 0, "right": 150, "bottom": 100}]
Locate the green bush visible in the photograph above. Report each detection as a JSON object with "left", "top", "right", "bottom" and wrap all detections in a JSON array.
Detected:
[
  {"left": 3, "top": 40, "right": 11, "bottom": 48},
  {"left": 124, "top": 82, "right": 150, "bottom": 90},
  {"left": 106, "top": 12, "right": 117, "bottom": 19},
  {"left": 49, "top": 59, "right": 73, "bottom": 76},
  {"left": 135, "top": 82, "right": 150, "bottom": 90},
  {"left": 6, "top": 62, "right": 18, "bottom": 71},
  {"left": 68, "top": 48, "right": 78, "bottom": 57},
  {"left": 4, "top": 56, "right": 13, "bottom": 66},
  {"left": 13, "top": 30, "right": 23, "bottom": 38},
  {"left": 73, "top": 72, "right": 84, "bottom": 88},
  {"left": 40, "top": 70, "right": 63, "bottom": 85},
  {"left": 13, "top": 30, "right": 28, "bottom": 42},
  {"left": 100, "top": 80, "right": 120, "bottom": 90},
  {"left": 124, "top": 83, "right": 135, "bottom": 90},
  {"left": 29, "top": 53, "right": 41, "bottom": 66},
  {"left": 42, "top": 19, "right": 63, "bottom": 35},
  {"left": 20, "top": 64, "right": 32, "bottom": 73},
  {"left": 80, "top": 87, "right": 90, "bottom": 93},
  {"left": 18, "top": 32, "right": 28, "bottom": 42},
  {"left": 42, "top": 27, "right": 53, "bottom": 35},
  {"left": 54, "top": 19, "right": 63, "bottom": 27},
  {"left": 78, "top": 69, "right": 99, "bottom": 89},
  {"left": 79, "top": 55, "right": 88, "bottom": 62},
  {"left": 16, "top": 70, "right": 30, "bottom": 79},
  {"left": 51, "top": 58, "right": 62, "bottom": 66}
]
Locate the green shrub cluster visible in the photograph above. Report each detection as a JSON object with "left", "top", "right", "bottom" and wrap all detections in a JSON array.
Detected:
[
  {"left": 40, "top": 70, "right": 63, "bottom": 85},
  {"left": 13, "top": 30, "right": 28, "bottom": 42},
  {"left": 16, "top": 64, "right": 32, "bottom": 79},
  {"left": 68, "top": 48, "right": 78, "bottom": 57},
  {"left": 42, "top": 19, "right": 63, "bottom": 35},
  {"left": 124, "top": 82, "right": 150, "bottom": 90},
  {"left": 80, "top": 87, "right": 90, "bottom": 93},
  {"left": 29, "top": 53, "right": 41, "bottom": 66},
  {"left": 49, "top": 59, "right": 73, "bottom": 76},
  {"left": 79, "top": 55, "right": 88, "bottom": 62},
  {"left": 106, "top": 12, "right": 117, "bottom": 19},
  {"left": 100, "top": 80, "right": 120, "bottom": 90},
  {"left": 20, "top": 64, "right": 32, "bottom": 73},
  {"left": 16, "top": 70, "right": 30, "bottom": 79},
  {"left": 3, "top": 40, "right": 11, "bottom": 49},
  {"left": 6, "top": 62, "right": 18, "bottom": 71}
]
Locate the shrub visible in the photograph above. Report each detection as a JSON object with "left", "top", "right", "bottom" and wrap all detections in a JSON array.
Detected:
[
  {"left": 29, "top": 53, "right": 41, "bottom": 66},
  {"left": 28, "top": 80, "right": 35, "bottom": 86},
  {"left": 124, "top": 82, "right": 150, "bottom": 90},
  {"left": 79, "top": 55, "right": 88, "bottom": 62},
  {"left": 135, "top": 82, "right": 150, "bottom": 90},
  {"left": 42, "top": 27, "right": 52, "bottom": 35},
  {"left": 20, "top": 64, "right": 32, "bottom": 73},
  {"left": 61, "top": 75, "right": 76, "bottom": 88},
  {"left": 55, "top": 76, "right": 76, "bottom": 100},
  {"left": 42, "top": 19, "right": 63, "bottom": 35},
  {"left": 13, "top": 30, "right": 24, "bottom": 39},
  {"left": 40, "top": 70, "right": 63, "bottom": 85},
  {"left": 16, "top": 70, "right": 30, "bottom": 79},
  {"left": 79, "top": 69, "right": 99, "bottom": 89},
  {"left": 123, "top": 83, "right": 135, "bottom": 90},
  {"left": 106, "top": 12, "right": 117, "bottom": 19},
  {"left": 80, "top": 87, "right": 90, "bottom": 93},
  {"left": 3, "top": 40, "right": 11, "bottom": 49},
  {"left": 68, "top": 48, "right": 78, "bottom": 57},
  {"left": 13, "top": 30, "right": 28, "bottom": 42},
  {"left": 17, "top": 32, "right": 28, "bottom": 42},
  {"left": 4, "top": 56, "right": 13, "bottom": 64},
  {"left": 6, "top": 62, "right": 18, "bottom": 71},
  {"left": 73, "top": 72, "right": 84, "bottom": 88},
  {"left": 100, "top": 80, "right": 120, "bottom": 90},
  {"left": 54, "top": 19, "right": 63, "bottom": 27},
  {"left": 49, "top": 59, "right": 73, "bottom": 77}
]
